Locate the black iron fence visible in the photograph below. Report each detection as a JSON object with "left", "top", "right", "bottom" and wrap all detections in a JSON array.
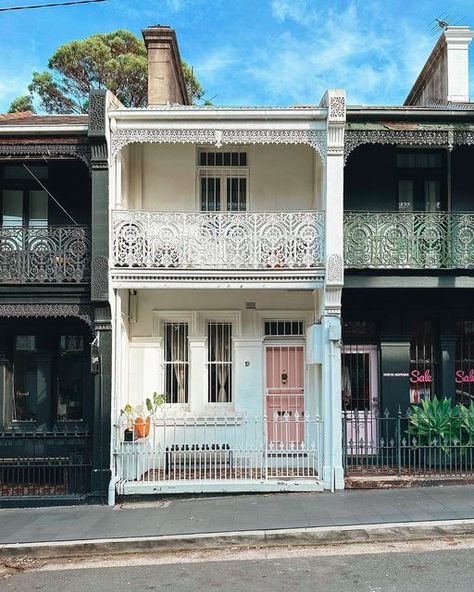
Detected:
[
  {"left": 0, "top": 429, "right": 92, "bottom": 498},
  {"left": 343, "top": 408, "right": 474, "bottom": 478}
]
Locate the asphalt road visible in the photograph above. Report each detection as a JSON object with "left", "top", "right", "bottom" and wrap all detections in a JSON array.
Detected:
[{"left": 3, "top": 544, "right": 474, "bottom": 592}]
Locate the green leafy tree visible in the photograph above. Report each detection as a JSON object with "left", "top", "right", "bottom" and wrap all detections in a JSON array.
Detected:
[
  {"left": 8, "top": 95, "right": 36, "bottom": 114},
  {"left": 10, "top": 29, "right": 204, "bottom": 114}
]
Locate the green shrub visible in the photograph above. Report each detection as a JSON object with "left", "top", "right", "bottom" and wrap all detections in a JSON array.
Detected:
[{"left": 407, "top": 396, "right": 461, "bottom": 451}]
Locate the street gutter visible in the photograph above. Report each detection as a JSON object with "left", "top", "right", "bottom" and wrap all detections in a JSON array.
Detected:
[{"left": 2, "top": 519, "right": 474, "bottom": 560}]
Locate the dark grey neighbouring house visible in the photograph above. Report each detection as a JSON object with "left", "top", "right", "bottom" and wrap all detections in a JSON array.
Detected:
[
  {"left": 341, "top": 26, "right": 474, "bottom": 478},
  {"left": 0, "top": 90, "right": 112, "bottom": 506}
]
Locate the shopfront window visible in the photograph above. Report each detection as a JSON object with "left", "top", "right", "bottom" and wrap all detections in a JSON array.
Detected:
[
  {"left": 57, "top": 335, "right": 85, "bottom": 421},
  {"left": 13, "top": 336, "right": 44, "bottom": 422},
  {"left": 12, "top": 331, "right": 88, "bottom": 425},
  {"left": 455, "top": 321, "right": 474, "bottom": 405},
  {"left": 410, "top": 321, "right": 436, "bottom": 403}
]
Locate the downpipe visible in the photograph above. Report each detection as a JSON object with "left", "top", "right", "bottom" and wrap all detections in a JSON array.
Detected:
[{"left": 108, "top": 474, "right": 120, "bottom": 506}]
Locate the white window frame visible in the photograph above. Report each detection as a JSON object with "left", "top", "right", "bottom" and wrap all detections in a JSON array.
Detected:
[
  {"left": 196, "top": 147, "right": 250, "bottom": 212},
  {"left": 163, "top": 321, "right": 190, "bottom": 405},
  {"left": 152, "top": 312, "right": 196, "bottom": 411},
  {"left": 203, "top": 312, "right": 240, "bottom": 410}
]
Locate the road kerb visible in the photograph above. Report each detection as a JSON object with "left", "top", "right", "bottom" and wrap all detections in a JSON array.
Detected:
[{"left": 2, "top": 519, "right": 474, "bottom": 560}]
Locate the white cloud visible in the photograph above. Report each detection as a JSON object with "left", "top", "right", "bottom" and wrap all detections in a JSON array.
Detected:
[
  {"left": 271, "top": 0, "right": 314, "bottom": 24},
  {"left": 194, "top": 48, "right": 238, "bottom": 82},
  {"left": 247, "top": 0, "right": 438, "bottom": 105}
]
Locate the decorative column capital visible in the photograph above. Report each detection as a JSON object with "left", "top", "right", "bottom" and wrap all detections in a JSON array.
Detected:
[{"left": 321, "top": 89, "right": 346, "bottom": 157}]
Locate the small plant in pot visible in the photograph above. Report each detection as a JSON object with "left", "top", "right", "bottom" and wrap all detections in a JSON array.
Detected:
[
  {"left": 121, "top": 393, "right": 166, "bottom": 441},
  {"left": 121, "top": 403, "right": 135, "bottom": 442}
]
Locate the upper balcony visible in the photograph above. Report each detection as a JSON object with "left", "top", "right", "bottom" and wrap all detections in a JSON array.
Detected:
[
  {"left": 0, "top": 225, "right": 91, "bottom": 284},
  {"left": 344, "top": 141, "right": 474, "bottom": 274},
  {"left": 110, "top": 139, "right": 327, "bottom": 289},
  {"left": 111, "top": 209, "right": 325, "bottom": 288},
  {"left": 344, "top": 211, "right": 474, "bottom": 270},
  {"left": 0, "top": 160, "right": 92, "bottom": 285}
]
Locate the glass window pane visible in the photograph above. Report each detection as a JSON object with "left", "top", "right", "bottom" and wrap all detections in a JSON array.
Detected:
[
  {"left": 57, "top": 335, "right": 84, "bottom": 421},
  {"left": 201, "top": 177, "right": 220, "bottom": 211},
  {"left": 2, "top": 190, "right": 23, "bottom": 226},
  {"left": 226, "top": 177, "right": 247, "bottom": 212},
  {"left": 208, "top": 322, "right": 232, "bottom": 403},
  {"left": 13, "top": 336, "right": 48, "bottom": 423},
  {"left": 239, "top": 178, "right": 247, "bottom": 211},
  {"left": 341, "top": 352, "right": 370, "bottom": 410},
  {"left": 164, "top": 322, "right": 189, "bottom": 404},
  {"left": 398, "top": 180, "right": 414, "bottom": 212},
  {"left": 3, "top": 165, "right": 48, "bottom": 180},
  {"left": 397, "top": 153, "right": 415, "bottom": 168},
  {"left": 29, "top": 190, "right": 48, "bottom": 227},
  {"left": 424, "top": 180, "right": 440, "bottom": 212},
  {"left": 410, "top": 321, "right": 435, "bottom": 404}
]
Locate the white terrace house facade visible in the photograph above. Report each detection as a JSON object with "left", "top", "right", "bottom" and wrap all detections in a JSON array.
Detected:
[{"left": 106, "top": 27, "right": 346, "bottom": 498}]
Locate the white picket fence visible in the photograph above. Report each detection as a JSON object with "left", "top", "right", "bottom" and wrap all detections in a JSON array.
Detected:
[{"left": 114, "top": 413, "right": 324, "bottom": 494}]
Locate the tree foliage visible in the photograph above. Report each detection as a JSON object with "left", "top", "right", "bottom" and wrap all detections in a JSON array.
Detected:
[
  {"left": 9, "top": 29, "right": 204, "bottom": 114},
  {"left": 8, "top": 95, "right": 36, "bottom": 114}
]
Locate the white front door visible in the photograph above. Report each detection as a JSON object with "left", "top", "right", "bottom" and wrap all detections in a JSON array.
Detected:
[{"left": 342, "top": 345, "right": 379, "bottom": 454}]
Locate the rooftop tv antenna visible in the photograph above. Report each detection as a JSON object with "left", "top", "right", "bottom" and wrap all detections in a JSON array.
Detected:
[{"left": 430, "top": 13, "right": 465, "bottom": 35}]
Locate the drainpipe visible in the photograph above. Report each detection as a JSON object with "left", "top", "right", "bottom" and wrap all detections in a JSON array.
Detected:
[
  {"left": 323, "top": 313, "right": 343, "bottom": 492},
  {"left": 108, "top": 474, "right": 120, "bottom": 506}
]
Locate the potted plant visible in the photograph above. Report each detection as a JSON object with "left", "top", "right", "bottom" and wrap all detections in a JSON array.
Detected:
[
  {"left": 120, "top": 393, "right": 166, "bottom": 441},
  {"left": 121, "top": 403, "right": 135, "bottom": 442}
]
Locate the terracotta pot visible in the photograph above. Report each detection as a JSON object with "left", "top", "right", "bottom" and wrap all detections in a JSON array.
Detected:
[{"left": 134, "top": 416, "right": 151, "bottom": 439}]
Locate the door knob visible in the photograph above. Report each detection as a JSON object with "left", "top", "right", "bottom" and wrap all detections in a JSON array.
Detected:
[{"left": 281, "top": 371, "right": 288, "bottom": 384}]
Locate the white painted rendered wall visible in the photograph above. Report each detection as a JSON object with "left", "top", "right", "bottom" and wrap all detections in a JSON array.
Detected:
[
  {"left": 118, "top": 288, "right": 321, "bottom": 420},
  {"left": 121, "top": 143, "right": 319, "bottom": 212}
]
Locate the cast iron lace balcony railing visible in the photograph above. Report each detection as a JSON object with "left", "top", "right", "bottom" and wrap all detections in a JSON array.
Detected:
[
  {"left": 344, "top": 211, "right": 474, "bottom": 270},
  {"left": 0, "top": 226, "right": 91, "bottom": 283},
  {"left": 112, "top": 210, "right": 325, "bottom": 270}
]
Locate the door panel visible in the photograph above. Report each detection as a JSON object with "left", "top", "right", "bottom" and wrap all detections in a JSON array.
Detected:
[
  {"left": 342, "top": 345, "right": 379, "bottom": 454},
  {"left": 265, "top": 345, "right": 304, "bottom": 448}
]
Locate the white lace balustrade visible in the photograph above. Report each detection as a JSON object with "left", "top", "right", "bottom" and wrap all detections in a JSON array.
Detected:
[{"left": 112, "top": 210, "right": 325, "bottom": 270}]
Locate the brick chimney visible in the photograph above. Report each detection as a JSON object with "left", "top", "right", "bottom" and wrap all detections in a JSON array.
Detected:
[
  {"left": 405, "top": 26, "right": 474, "bottom": 106},
  {"left": 142, "top": 25, "right": 191, "bottom": 107}
]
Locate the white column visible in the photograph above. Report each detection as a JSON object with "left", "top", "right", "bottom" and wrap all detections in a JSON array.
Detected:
[
  {"left": 319, "top": 89, "right": 346, "bottom": 491},
  {"left": 188, "top": 337, "right": 207, "bottom": 415}
]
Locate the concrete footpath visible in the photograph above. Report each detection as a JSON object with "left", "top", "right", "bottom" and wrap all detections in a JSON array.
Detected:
[{"left": 1, "top": 485, "right": 474, "bottom": 558}]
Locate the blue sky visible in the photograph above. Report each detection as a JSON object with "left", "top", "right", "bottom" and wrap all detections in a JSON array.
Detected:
[{"left": 0, "top": 0, "right": 473, "bottom": 112}]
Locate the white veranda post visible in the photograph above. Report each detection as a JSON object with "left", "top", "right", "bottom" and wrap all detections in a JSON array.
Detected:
[{"left": 320, "top": 89, "right": 345, "bottom": 491}]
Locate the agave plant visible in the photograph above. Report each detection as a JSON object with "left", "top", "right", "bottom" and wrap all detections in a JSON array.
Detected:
[
  {"left": 458, "top": 403, "right": 474, "bottom": 445},
  {"left": 407, "top": 396, "right": 461, "bottom": 451}
]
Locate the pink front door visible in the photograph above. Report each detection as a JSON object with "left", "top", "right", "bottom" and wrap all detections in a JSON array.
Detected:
[{"left": 265, "top": 345, "right": 305, "bottom": 448}]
